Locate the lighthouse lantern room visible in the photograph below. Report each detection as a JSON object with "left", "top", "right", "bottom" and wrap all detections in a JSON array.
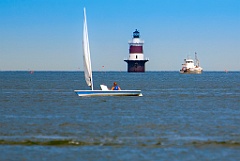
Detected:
[{"left": 124, "top": 29, "right": 149, "bottom": 72}]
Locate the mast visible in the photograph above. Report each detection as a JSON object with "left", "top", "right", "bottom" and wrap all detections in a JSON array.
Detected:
[{"left": 195, "top": 52, "right": 199, "bottom": 67}]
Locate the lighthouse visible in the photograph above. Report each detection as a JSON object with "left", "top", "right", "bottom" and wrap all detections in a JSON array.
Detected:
[{"left": 124, "top": 29, "right": 149, "bottom": 72}]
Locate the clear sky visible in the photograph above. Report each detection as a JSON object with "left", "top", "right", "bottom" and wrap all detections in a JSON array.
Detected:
[{"left": 0, "top": 0, "right": 239, "bottom": 71}]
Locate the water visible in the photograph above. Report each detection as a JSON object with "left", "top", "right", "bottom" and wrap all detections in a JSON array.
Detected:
[{"left": 0, "top": 71, "right": 240, "bottom": 160}]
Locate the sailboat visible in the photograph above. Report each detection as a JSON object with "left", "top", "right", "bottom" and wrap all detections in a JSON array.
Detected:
[{"left": 74, "top": 8, "right": 142, "bottom": 97}]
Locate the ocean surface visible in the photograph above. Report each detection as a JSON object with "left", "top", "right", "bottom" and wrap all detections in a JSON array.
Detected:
[{"left": 0, "top": 71, "right": 240, "bottom": 161}]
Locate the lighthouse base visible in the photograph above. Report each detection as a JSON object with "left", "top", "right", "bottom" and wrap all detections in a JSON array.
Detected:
[{"left": 124, "top": 60, "right": 149, "bottom": 72}]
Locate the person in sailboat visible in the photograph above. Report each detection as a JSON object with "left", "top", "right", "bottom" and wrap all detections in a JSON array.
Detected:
[{"left": 111, "top": 82, "right": 121, "bottom": 90}]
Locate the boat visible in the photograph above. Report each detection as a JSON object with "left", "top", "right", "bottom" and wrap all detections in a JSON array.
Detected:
[
  {"left": 180, "top": 52, "right": 203, "bottom": 74},
  {"left": 74, "top": 8, "right": 142, "bottom": 97}
]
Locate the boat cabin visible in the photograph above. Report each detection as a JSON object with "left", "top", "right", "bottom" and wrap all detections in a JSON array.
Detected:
[{"left": 183, "top": 59, "right": 195, "bottom": 69}]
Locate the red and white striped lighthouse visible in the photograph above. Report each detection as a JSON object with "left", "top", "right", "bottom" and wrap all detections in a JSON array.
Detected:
[{"left": 124, "top": 29, "right": 149, "bottom": 72}]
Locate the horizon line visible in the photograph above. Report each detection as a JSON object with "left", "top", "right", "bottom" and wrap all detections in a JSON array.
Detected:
[{"left": 0, "top": 70, "right": 238, "bottom": 72}]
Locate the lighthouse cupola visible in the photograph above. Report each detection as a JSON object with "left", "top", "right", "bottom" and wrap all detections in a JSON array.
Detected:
[
  {"left": 133, "top": 29, "right": 140, "bottom": 38},
  {"left": 124, "top": 29, "right": 149, "bottom": 72}
]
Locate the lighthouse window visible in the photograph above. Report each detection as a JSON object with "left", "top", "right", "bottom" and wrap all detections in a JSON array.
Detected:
[{"left": 136, "top": 55, "right": 138, "bottom": 59}]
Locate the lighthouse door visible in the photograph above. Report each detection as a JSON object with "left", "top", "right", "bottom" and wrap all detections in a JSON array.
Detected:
[{"left": 134, "top": 62, "right": 138, "bottom": 71}]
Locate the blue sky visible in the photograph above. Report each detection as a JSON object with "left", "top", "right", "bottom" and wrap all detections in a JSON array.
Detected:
[{"left": 0, "top": 0, "right": 239, "bottom": 71}]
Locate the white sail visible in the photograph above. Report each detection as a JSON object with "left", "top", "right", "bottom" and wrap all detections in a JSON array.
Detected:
[{"left": 83, "top": 8, "right": 93, "bottom": 90}]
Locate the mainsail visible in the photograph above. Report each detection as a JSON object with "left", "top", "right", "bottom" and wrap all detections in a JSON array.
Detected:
[{"left": 83, "top": 8, "right": 93, "bottom": 90}]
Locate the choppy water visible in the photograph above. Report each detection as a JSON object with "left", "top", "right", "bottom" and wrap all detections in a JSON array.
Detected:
[{"left": 0, "top": 71, "right": 240, "bottom": 161}]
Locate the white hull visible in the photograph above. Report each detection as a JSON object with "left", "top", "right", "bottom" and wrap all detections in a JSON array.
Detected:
[
  {"left": 180, "top": 67, "right": 203, "bottom": 74},
  {"left": 74, "top": 90, "right": 143, "bottom": 97}
]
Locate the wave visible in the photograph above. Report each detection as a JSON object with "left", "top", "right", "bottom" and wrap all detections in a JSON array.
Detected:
[
  {"left": 0, "top": 139, "right": 135, "bottom": 146},
  {"left": 0, "top": 139, "right": 240, "bottom": 147},
  {"left": 190, "top": 140, "right": 240, "bottom": 146}
]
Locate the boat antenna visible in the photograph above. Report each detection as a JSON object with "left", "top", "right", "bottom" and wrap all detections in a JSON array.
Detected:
[{"left": 195, "top": 52, "right": 199, "bottom": 67}]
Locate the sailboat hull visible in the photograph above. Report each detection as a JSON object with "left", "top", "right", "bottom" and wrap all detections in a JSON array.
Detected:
[{"left": 74, "top": 90, "right": 143, "bottom": 97}]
